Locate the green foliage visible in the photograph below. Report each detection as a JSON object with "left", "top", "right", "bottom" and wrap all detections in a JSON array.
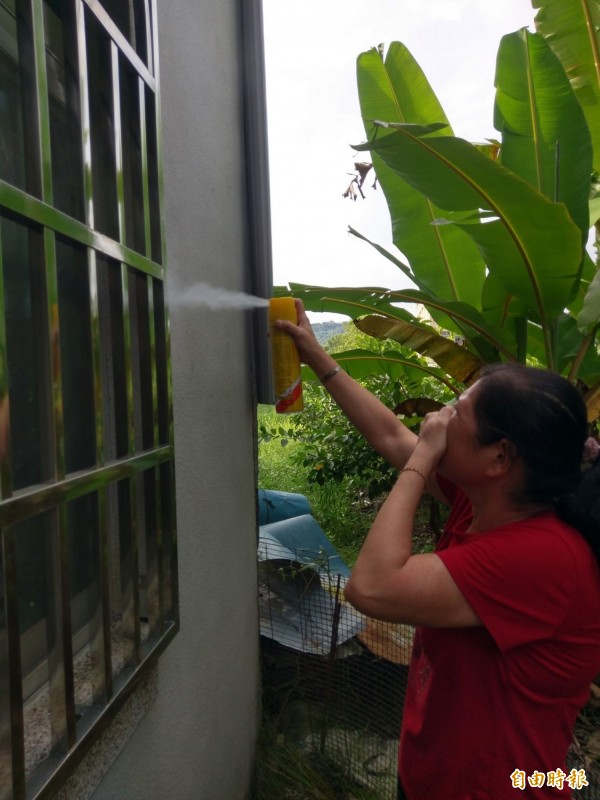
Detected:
[
  {"left": 258, "top": 397, "right": 440, "bottom": 566},
  {"left": 293, "top": 382, "right": 398, "bottom": 498},
  {"left": 258, "top": 403, "right": 379, "bottom": 565},
  {"left": 259, "top": 372, "right": 450, "bottom": 502},
  {"left": 257, "top": 326, "right": 448, "bottom": 562},
  {"left": 322, "top": 320, "right": 388, "bottom": 354},
  {"left": 259, "top": 378, "right": 398, "bottom": 499}
]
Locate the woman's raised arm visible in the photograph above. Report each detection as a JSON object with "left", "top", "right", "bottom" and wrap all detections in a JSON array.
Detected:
[{"left": 274, "top": 298, "right": 419, "bottom": 470}]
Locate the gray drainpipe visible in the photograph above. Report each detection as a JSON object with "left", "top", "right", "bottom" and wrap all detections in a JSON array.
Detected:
[{"left": 240, "top": 0, "right": 276, "bottom": 405}]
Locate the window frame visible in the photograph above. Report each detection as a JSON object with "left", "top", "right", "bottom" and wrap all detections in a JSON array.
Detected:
[{"left": 0, "top": 1, "right": 178, "bottom": 798}]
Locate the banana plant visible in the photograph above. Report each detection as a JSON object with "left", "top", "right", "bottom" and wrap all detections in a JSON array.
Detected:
[
  {"left": 281, "top": 11, "right": 600, "bottom": 422},
  {"left": 353, "top": 117, "right": 583, "bottom": 367},
  {"left": 354, "top": 44, "right": 487, "bottom": 308}
]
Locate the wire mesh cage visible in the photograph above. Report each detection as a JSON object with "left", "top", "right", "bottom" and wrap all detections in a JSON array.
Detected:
[
  {"left": 258, "top": 542, "right": 411, "bottom": 800},
  {"left": 257, "top": 541, "right": 600, "bottom": 800}
]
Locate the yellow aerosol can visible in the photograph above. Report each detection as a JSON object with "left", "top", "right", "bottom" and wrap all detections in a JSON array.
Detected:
[{"left": 269, "top": 297, "right": 304, "bottom": 414}]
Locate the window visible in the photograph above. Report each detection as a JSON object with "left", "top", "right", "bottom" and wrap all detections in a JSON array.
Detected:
[{"left": 0, "top": 2, "right": 177, "bottom": 798}]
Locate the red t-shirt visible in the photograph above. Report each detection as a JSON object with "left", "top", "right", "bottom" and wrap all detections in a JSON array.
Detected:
[{"left": 399, "top": 479, "right": 600, "bottom": 800}]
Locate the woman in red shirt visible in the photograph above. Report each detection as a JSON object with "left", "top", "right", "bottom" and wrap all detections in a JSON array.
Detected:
[{"left": 276, "top": 300, "right": 600, "bottom": 800}]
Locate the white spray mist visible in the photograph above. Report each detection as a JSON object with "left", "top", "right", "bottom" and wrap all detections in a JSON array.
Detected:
[{"left": 167, "top": 281, "right": 269, "bottom": 311}]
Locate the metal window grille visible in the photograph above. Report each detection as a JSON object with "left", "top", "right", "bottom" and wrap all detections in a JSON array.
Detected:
[{"left": 0, "top": 1, "right": 178, "bottom": 798}]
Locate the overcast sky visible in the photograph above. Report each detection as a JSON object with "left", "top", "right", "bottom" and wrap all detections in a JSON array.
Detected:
[{"left": 262, "top": 0, "right": 536, "bottom": 302}]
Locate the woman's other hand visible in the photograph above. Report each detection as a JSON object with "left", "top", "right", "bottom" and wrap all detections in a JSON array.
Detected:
[{"left": 416, "top": 405, "right": 455, "bottom": 467}]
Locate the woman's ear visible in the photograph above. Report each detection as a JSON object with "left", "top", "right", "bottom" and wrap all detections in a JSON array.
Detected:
[{"left": 487, "top": 439, "right": 518, "bottom": 476}]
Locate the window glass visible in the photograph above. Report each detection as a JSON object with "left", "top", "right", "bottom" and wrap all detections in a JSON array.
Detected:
[
  {"left": 100, "top": 0, "right": 149, "bottom": 66},
  {"left": 85, "top": 8, "right": 118, "bottom": 240},
  {"left": 44, "top": 0, "right": 85, "bottom": 221},
  {"left": 56, "top": 236, "right": 96, "bottom": 473},
  {"left": 0, "top": 0, "right": 41, "bottom": 197},
  {"left": 120, "top": 57, "right": 144, "bottom": 253},
  {"left": 129, "top": 269, "right": 153, "bottom": 450},
  {"left": 107, "top": 479, "right": 136, "bottom": 679},
  {"left": 15, "top": 511, "right": 68, "bottom": 777},
  {"left": 153, "top": 279, "right": 168, "bottom": 444},
  {"left": 67, "top": 493, "right": 107, "bottom": 714},
  {"left": 138, "top": 469, "right": 158, "bottom": 643},
  {"left": 0, "top": 539, "right": 10, "bottom": 800},
  {"left": 2, "top": 215, "right": 51, "bottom": 490},
  {"left": 97, "top": 255, "right": 128, "bottom": 460},
  {"left": 0, "top": 0, "right": 28, "bottom": 192},
  {"left": 145, "top": 87, "right": 162, "bottom": 263},
  {"left": 159, "top": 461, "right": 175, "bottom": 620}
]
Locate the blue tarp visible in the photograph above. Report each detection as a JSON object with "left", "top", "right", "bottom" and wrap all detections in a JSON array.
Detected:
[
  {"left": 257, "top": 490, "right": 360, "bottom": 654},
  {"left": 258, "top": 515, "right": 350, "bottom": 578},
  {"left": 257, "top": 489, "right": 312, "bottom": 525}
]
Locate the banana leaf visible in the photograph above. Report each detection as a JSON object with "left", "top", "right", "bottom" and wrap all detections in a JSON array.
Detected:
[
  {"left": 347, "top": 226, "right": 497, "bottom": 347},
  {"left": 284, "top": 283, "right": 515, "bottom": 362},
  {"left": 567, "top": 252, "right": 596, "bottom": 317},
  {"left": 578, "top": 269, "right": 600, "bottom": 333},
  {"left": 555, "top": 315, "right": 600, "bottom": 384},
  {"left": 495, "top": 29, "right": 592, "bottom": 246},
  {"left": 357, "top": 44, "right": 486, "bottom": 306},
  {"left": 278, "top": 284, "right": 405, "bottom": 319},
  {"left": 311, "top": 348, "right": 461, "bottom": 395},
  {"left": 532, "top": 0, "right": 600, "bottom": 175},
  {"left": 522, "top": 316, "right": 600, "bottom": 386},
  {"left": 354, "top": 123, "right": 582, "bottom": 366},
  {"left": 480, "top": 273, "right": 525, "bottom": 360},
  {"left": 355, "top": 314, "right": 485, "bottom": 385}
]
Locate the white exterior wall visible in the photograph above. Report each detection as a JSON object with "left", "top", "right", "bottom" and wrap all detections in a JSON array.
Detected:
[{"left": 91, "top": 1, "right": 261, "bottom": 798}]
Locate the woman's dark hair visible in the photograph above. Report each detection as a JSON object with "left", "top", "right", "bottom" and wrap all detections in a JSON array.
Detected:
[{"left": 473, "top": 364, "right": 600, "bottom": 560}]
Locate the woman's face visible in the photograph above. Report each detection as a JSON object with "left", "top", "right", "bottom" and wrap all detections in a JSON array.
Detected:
[{"left": 437, "top": 383, "right": 486, "bottom": 483}]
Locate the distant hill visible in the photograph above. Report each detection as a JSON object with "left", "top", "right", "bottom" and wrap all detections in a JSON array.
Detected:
[{"left": 311, "top": 321, "right": 345, "bottom": 345}]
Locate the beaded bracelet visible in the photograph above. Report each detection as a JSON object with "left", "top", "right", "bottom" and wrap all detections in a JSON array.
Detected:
[
  {"left": 320, "top": 365, "right": 341, "bottom": 384},
  {"left": 399, "top": 466, "right": 428, "bottom": 488}
]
